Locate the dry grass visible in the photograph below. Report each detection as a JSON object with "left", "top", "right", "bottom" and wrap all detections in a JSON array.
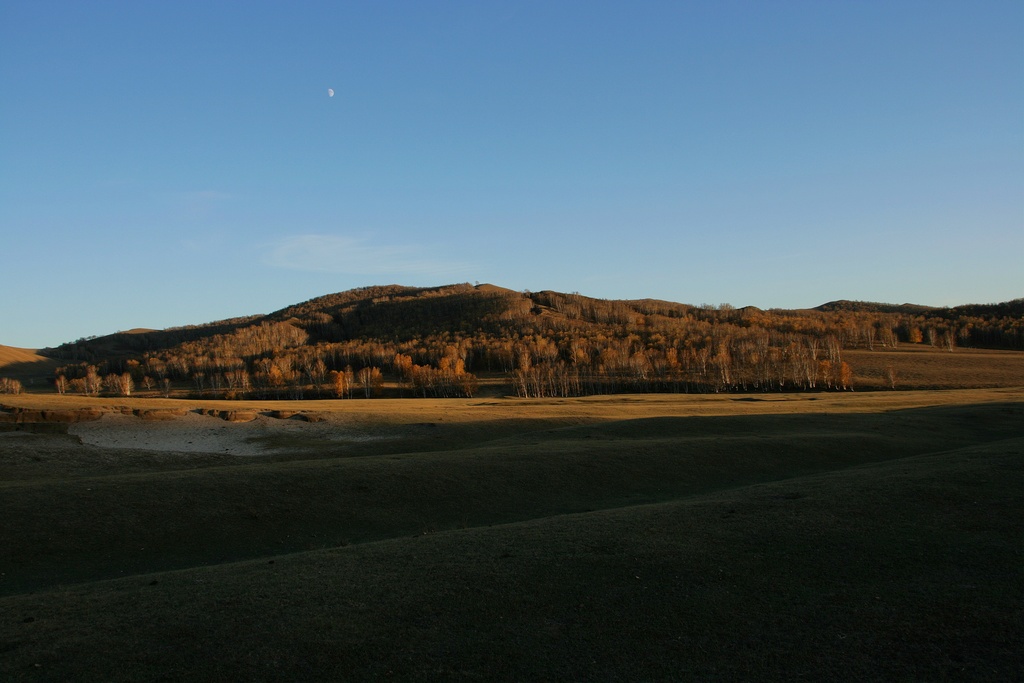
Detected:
[
  {"left": 0, "top": 345, "right": 59, "bottom": 389},
  {"left": 0, "top": 346, "right": 45, "bottom": 366},
  {"left": 4, "top": 385, "right": 1024, "bottom": 422},
  {"left": 1, "top": 388, "right": 1022, "bottom": 680},
  {"left": 846, "top": 346, "right": 1024, "bottom": 390}
]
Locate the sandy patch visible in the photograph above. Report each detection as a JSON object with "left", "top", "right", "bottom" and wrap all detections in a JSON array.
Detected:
[
  {"left": 67, "top": 411, "right": 395, "bottom": 455},
  {"left": 69, "top": 412, "right": 278, "bottom": 455}
]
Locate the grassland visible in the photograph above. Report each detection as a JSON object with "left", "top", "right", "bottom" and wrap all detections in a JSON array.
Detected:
[
  {"left": 845, "top": 346, "right": 1024, "bottom": 390},
  {"left": 0, "top": 345, "right": 59, "bottom": 390},
  {"left": 1, "top": 385, "right": 1022, "bottom": 681}
]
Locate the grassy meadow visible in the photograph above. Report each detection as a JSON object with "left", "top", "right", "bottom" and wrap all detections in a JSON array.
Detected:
[{"left": 1, "top": 384, "right": 1022, "bottom": 681}]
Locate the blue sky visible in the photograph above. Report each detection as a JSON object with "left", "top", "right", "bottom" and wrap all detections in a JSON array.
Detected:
[{"left": 2, "top": 1, "right": 1021, "bottom": 348}]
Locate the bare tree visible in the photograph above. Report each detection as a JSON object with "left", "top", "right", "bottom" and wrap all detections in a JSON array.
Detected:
[
  {"left": 84, "top": 366, "right": 102, "bottom": 396},
  {"left": 358, "top": 367, "right": 383, "bottom": 398},
  {"left": 329, "top": 368, "right": 354, "bottom": 399},
  {"left": 0, "top": 377, "right": 23, "bottom": 394},
  {"left": 105, "top": 372, "right": 134, "bottom": 397},
  {"left": 885, "top": 364, "right": 897, "bottom": 389}
]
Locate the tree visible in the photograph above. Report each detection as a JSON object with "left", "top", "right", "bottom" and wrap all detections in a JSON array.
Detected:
[
  {"left": 393, "top": 353, "right": 414, "bottom": 394},
  {"left": 458, "top": 371, "right": 478, "bottom": 398},
  {"left": 835, "top": 361, "right": 853, "bottom": 390},
  {"left": 329, "top": 368, "right": 354, "bottom": 399},
  {"left": 225, "top": 369, "right": 250, "bottom": 397},
  {"left": 879, "top": 326, "right": 898, "bottom": 348},
  {"left": 105, "top": 372, "right": 134, "bottom": 397},
  {"left": 358, "top": 367, "right": 384, "bottom": 398},
  {"left": 818, "top": 360, "right": 833, "bottom": 389},
  {"left": 0, "top": 377, "right": 23, "bottom": 394},
  {"left": 84, "top": 366, "right": 102, "bottom": 396},
  {"left": 300, "top": 354, "right": 328, "bottom": 396}
]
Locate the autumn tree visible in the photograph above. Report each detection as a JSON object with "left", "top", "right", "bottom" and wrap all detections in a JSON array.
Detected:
[
  {"left": 105, "top": 372, "right": 134, "bottom": 397},
  {"left": 84, "top": 366, "right": 102, "bottom": 396},
  {"left": 0, "top": 377, "right": 23, "bottom": 394},
  {"left": 358, "top": 367, "right": 384, "bottom": 398},
  {"left": 329, "top": 368, "right": 354, "bottom": 399},
  {"left": 836, "top": 361, "right": 853, "bottom": 390},
  {"left": 942, "top": 329, "right": 956, "bottom": 352},
  {"left": 393, "top": 353, "right": 414, "bottom": 394}
]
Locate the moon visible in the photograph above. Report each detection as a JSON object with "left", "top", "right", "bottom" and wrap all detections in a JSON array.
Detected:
[{"left": 327, "top": 88, "right": 334, "bottom": 97}]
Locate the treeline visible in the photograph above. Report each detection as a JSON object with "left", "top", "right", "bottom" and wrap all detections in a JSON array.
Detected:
[
  {"left": 814, "top": 298, "right": 1024, "bottom": 350},
  {"left": 46, "top": 285, "right": 1023, "bottom": 399},
  {"left": 509, "top": 331, "right": 852, "bottom": 398}
]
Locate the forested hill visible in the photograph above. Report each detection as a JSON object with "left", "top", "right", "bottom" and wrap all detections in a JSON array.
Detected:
[
  {"left": 38, "top": 284, "right": 1024, "bottom": 399},
  {"left": 814, "top": 300, "right": 937, "bottom": 315}
]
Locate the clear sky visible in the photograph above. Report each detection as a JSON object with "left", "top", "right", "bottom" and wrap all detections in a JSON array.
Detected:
[{"left": 2, "top": 1, "right": 1022, "bottom": 348}]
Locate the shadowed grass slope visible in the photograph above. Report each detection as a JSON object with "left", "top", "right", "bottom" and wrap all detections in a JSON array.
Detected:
[
  {"left": 2, "top": 402, "right": 1022, "bottom": 596},
  {"left": 1, "top": 436, "right": 1020, "bottom": 681}
]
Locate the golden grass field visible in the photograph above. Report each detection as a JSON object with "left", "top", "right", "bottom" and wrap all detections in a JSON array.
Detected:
[
  {"left": 1, "top": 346, "right": 1022, "bottom": 680},
  {"left": 0, "top": 346, "right": 59, "bottom": 389}
]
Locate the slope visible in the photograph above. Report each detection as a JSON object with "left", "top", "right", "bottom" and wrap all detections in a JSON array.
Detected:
[
  {"left": 3, "top": 399, "right": 1022, "bottom": 596},
  {"left": 0, "top": 345, "right": 60, "bottom": 388},
  {"left": 2, "top": 435, "right": 1020, "bottom": 681}
]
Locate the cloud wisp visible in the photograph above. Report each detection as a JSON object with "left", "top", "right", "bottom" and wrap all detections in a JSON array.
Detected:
[{"left": 264, "top": 234, "right": 474, "bottom": 277}]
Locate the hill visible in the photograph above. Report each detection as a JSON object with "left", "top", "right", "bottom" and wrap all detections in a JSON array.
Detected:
[
  {"left": 13, "top": 284, "right": 1024, "bottom": 399},
  {"left": 816, "top": 297, "right": 1024, "bottom": 319},
  {"left": 814, "top": 299, "right": 938, "bottom": 315},
  {"left": 0, "top": 344, "right": 60, "bottom": 391},
  {"left": 0, "top": 345, "right": 48, "bottom": 367}
]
